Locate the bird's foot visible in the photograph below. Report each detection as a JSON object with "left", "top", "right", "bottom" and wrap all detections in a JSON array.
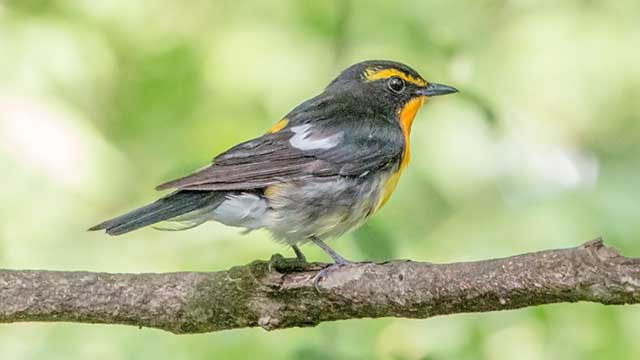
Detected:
[
  {"left": 312, "top": 258, "right": 353, "bottom": 291},
  {"left": 268, "top": 252, "right": 309, "bottom": 273}
]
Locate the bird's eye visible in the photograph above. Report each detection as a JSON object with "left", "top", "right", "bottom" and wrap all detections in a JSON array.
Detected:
[{"left": 387, "top": 77, "right": 405, "bottom": 93}]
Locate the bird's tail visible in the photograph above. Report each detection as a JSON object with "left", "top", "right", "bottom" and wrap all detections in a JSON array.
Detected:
[{"left": 89, "top": 191, "right": 225, "bottom": 236}]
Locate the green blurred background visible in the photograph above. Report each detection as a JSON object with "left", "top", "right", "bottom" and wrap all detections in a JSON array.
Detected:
[{"left": 1, "top": 0, "right": 640, "bottom": 359}]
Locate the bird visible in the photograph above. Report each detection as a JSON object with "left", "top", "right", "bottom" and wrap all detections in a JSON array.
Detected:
[{"left": 90, "top": 60, "right": 458, "bottom": 281}]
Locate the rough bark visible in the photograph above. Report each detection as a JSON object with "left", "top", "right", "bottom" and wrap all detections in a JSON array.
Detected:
[{"left": 1, "top": 238, "right": 639, "bottom": 334}]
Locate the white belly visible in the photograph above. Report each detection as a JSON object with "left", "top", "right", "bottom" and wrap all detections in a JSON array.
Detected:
[{"left": 263, "top": 172, "right": 394, "bottom": 244}]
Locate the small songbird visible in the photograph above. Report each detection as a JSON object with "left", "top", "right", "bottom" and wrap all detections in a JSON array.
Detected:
[{"left": 90, "top": 60, "right": 457, "bottom": 280}]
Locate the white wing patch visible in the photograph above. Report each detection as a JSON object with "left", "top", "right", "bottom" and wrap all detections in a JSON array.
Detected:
[{"left": 289, "top": 124, "right": 343, "bottom": 150}]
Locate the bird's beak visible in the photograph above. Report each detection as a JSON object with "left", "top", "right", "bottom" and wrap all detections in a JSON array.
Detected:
[{"left": 417, "top": 82, "right": 458, "bottom": 97}]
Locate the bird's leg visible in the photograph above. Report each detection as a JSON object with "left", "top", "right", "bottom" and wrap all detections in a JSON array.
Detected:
[
  {"left": 291, "top": 244, "right": 307, "bottom": 263},
  {"left": 311, "top": 237, "right": 350, "bottom": 265},
  {"left": 310, "top": 236, "right": 352, "bottom": 290}
]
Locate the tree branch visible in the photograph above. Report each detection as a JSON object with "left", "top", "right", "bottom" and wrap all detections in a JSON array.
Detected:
[{"left": 1, "top": 238, "right": 639, "bottom": 334}]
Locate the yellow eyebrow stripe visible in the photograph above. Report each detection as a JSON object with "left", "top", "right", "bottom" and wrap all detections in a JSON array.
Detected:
[
  {"left": 364, "top": 68, "right": 427, "bottom": 87},
  {"left": 267, "top": 118, "right": 289, "bottom": 134}
]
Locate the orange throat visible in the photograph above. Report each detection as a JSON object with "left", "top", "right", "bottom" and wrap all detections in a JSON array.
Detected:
[
  {"left": 377, "top": 96, "right": 426, "bottom": 210},
  {"left": 398, "top": 95, "right": 426, "bottom": 170}
]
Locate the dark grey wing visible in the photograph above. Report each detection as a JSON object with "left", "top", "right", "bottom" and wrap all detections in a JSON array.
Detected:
[
  {"left": 156, "top": 117, "right": 404, "bottom": 191},
  {"left": 308, "top": 118, "right": 405, "bottom": 177}
]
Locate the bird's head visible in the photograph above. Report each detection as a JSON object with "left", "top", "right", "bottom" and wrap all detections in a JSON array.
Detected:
[{"left": 326, "top": 60, "right": 458, "bottom": 119}]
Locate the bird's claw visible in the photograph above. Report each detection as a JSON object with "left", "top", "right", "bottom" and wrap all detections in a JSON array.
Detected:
[{"left": 312, "top": 260, "right": 352, "bottom": 291}]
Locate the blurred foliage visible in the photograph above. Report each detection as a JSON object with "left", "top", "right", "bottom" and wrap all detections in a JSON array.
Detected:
[{"left": 1, "top": 0, "right": 640, "bottom": 359}]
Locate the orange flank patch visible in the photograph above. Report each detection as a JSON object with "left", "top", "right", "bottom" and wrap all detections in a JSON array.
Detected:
[
  {"left": 364, "top": 68, "right": 427, "bottom": 87},
  {"left": 267, "top": 118, "right": 289, "bottom": 134},
  {"left": 377, "top": 96, "right": 426, "bottom": 209},
  {"left": 264, "top": 184, "right": 280, "bottom": 198}
]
